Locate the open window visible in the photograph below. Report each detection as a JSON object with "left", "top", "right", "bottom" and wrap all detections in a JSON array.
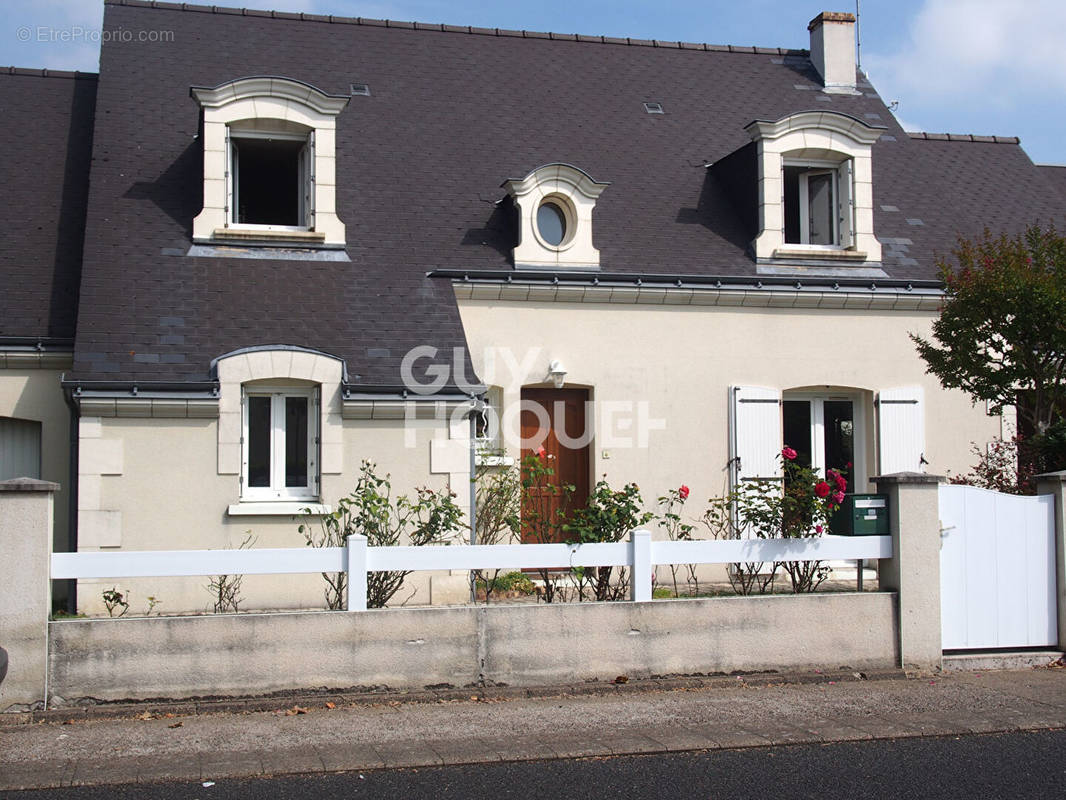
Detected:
[
  {"left": 241, "top": 385, "right": 319, "bottom": 501},
  {"left": 783, "top": 161, "right": 854, "bottom": 247},
  {"left": 230, "top": 130, "right": 313, "bottom": 229}
]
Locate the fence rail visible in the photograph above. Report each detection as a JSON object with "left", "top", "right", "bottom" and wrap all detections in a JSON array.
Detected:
[{"left": 51, "top": 531, "right": 891, "bottom": 610}]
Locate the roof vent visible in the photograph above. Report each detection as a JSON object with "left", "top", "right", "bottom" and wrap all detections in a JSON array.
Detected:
[
  {"left": 350, "top": 83, "right": 371, "bottom": 96},
  {"left": 643, "top": 102, "right": 664, "bottom": 114}
]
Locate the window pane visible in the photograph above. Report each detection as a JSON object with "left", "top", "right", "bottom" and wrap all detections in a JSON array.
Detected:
[
  {"left": 234, "top": 137, "right": 303, "bottom": 226},
  {"left": 247, "top": 396, "right": 272, "bottom": 487},
  {"left": 782, "top": 400, "right": 813, "bottom": 469},
  {"left": 783, "top": 166, "right": 802, "bottom": 244},
  {"left": 537, "top": 202, "right": 567, "bottom": 246},
  {"left": 824, "top": 400, "right": 855, "bottom": 488},
  {"left": 285, "top": 396, "right": 309, "bottom": 488},
  {"left": 0, "top": 417, "right": 42, "bottom": 480},
  {"left": 807, "top": 172, "right": 835, "bottom": 245}
]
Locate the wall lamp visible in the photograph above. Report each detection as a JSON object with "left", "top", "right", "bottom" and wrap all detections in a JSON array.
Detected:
[{"left": 547, "top": 360, "right": 567, "bottom": 389}]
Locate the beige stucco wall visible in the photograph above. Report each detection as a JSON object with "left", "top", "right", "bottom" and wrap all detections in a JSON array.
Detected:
[
  {"left": 0, "top": 369, "right": 70, "bottom": 555},
  {"left": 76, "top": 414, "right": 470, "bottom": 616},
  {"left": 457, "top": 298, "right": 999, "bottom": 507},
  {"left": 48, "top": 592, "right": 898, "bottom": 701}
]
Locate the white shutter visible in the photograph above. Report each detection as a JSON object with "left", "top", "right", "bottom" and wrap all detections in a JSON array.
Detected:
[
  {"left": 877, "top": 386, "right": 925, "bottom": 474},
  {"left": 729, "top": 386, "right": 783, "bottom": 489},
  {"left": 300, "top": 131, "right": 315, "bottom": 229},
  {"left": 228, "top": 129, "right": 237, "bottom": 226},
  {"left": 839, "top": 159, "right": 854, "bottom": 247}
]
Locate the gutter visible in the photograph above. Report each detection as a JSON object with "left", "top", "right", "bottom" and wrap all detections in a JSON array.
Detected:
[{"left": 427, "top": 268, "right": 944, "bottom": 293}]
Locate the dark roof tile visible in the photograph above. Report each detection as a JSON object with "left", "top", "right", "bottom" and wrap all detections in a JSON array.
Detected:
[{"left": 0, "top": 70, "right": 96, "bottom": 342}]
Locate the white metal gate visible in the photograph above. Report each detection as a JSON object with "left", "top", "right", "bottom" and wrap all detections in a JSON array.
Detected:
[{"left": 939, "top": 484, "right": 1057, "bottom": 650}]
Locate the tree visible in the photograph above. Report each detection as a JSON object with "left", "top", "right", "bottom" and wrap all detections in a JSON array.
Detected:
[{"left": 911, "top": 225, "right": 1066, "bottom": 437}]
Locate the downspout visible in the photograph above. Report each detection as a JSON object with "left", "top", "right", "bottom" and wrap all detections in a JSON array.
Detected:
[
  {"left": 468, "top": 397, "right": 478, "bottom": 603},
  {"left": 61, "top": 380, "right": 79, "bottom": 616}
]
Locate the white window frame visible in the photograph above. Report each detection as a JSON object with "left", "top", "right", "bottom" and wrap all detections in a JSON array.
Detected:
[
  {"left": 784, "top": 158, "right": 855, "bottom": 250},
  {"left": 228, "top": 128, "right": 315, "bottom": 233},
  {"left": 782, "top": 391, "right": 868, "bottom": 491},
  {"left": 240, "top": 385, "right": 319, "bottom": 501}
]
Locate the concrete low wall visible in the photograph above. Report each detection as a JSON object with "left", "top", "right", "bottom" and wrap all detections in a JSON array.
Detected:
[{"left": 48, "top": 592, "right": 898, "bottom": 702}]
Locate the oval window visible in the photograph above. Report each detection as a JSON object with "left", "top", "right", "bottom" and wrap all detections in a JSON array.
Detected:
[{"left": 536, "top": 201, "right": 567, "bottom": 246}]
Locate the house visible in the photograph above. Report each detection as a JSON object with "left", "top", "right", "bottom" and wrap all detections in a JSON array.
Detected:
[{"left": 2, "top": 1, "right": 1063, "bottom": 614}]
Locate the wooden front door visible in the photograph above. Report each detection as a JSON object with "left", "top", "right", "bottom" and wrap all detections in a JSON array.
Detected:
[{"left": 520, "top": 388, "right": 591, "bottom": 543}]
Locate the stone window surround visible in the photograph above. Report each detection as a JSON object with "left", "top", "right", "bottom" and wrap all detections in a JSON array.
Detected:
[
  {"left": 745, "top": 111, "right": 883, "bottom": 263},
  {"left": 215, "top": 347, "right": 344, "bottom": 516},
  {"left": 503, "top": 163, "right": 609, "bottom": 270},
  {"left": 191, "top": 76, "right": 349, "bottom": 247}
]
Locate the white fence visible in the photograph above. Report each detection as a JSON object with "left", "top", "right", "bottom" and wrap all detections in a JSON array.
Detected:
[
  {"left": 51, "top": 531, "right": 892, "bottom": 611},
  {"left": 939, "top": 484, "right": 1057, "bottom": 649}
]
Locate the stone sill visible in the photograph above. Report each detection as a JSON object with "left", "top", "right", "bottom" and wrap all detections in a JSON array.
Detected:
[
  {"left": 227, "top": 502, "right": 331, "bottom": 517},
  {"left": 771, "top": 248, "right": 869, "bottom": 262},
  {"left": 211, "top": 228, "right": 328, "bottom": 245}
]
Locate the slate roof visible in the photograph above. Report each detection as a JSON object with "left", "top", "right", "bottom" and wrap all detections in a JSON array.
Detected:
[
  {"left": 0, "top": 69, "right": 96, "bottom": 344},
  {"left": 1039, "top": 165, "right": 1066, "bottom": 204},
  {"left": 60, "top": 0, "right": 1064, "bottom": 387}
]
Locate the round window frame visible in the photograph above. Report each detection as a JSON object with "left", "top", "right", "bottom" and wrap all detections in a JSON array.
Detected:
[{"left": 532, "top": 194, "right": 577, "bottom": 252}]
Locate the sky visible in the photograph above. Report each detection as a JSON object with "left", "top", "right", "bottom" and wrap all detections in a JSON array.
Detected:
[{"left": 3, "top": 0, "right": 1065, "bottom": 164}]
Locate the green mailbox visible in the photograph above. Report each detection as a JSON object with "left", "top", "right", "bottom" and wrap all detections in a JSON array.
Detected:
[{"left": 829, "top": 494, "right": 889, "bottom": 536}]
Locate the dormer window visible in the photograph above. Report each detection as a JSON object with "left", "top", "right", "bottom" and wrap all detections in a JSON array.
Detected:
[
  {"left": 191, "top": 77, "right": 349, "bottom": 247},
  {"left": 504, "top": 163, "right": 609, "bottom": 270},
  {"left": 745, "top": 111, "right": 883, "bottom": 263}
]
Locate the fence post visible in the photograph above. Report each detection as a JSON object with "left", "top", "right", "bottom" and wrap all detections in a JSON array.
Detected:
[
  {"left": 0, "top": 478, "right": 58, "bottom": 711},
  {"left": 347, "top": 534, "right": 368, "bottom": 612},
  {"left": 1035, "top": 471, "right": 1066, "bottom": 651},
  {"left": 630, "top": 529, "right": 652, "bottom": 602},
  {"left": 874, "top": 472, "right": 943, "bottom": 673}
]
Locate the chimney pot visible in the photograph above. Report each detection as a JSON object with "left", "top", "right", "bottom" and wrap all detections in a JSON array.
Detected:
[{"left": 808, "top": 11, "right": 858, "bottom": 93}]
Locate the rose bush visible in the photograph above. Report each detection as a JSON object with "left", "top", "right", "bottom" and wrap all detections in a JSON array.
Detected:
[{"left": 728, "top": 446, "right": 848, "bottom": 593}]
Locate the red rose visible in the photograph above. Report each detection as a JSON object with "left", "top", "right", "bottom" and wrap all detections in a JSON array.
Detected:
[
  {"left": 814, "top": 481, "right": 831, "bottom": 498},
  {"left": 815, "top": 525, "right": 823, "bottom": 534},
  {"left": 782, "top": 446, "right": 798, "bottom": 460},
  {"left": 679, "top": 485, "right": 690, "bottom": 500},
  {"left": 834, "top": 474, "right": 847, "bottom": 491},
  {"left": 535, "top": 445, "right": 547, "bottom": 459}
]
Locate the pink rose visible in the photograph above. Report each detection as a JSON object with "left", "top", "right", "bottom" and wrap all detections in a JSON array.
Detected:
[
  {"left": 834, "top": 474, "right": 847, "bottom": 491},
  {"left": 679, "top": 485, "right": 690, "bottom": 500},
  {"left": 814, "top": 481, "right": 831, "bottom": 498},
  {"left": 782, "top": 446, "right": 797, "bottom": 460},
  {"left": 815, "top": 525, "right": 823, "bottom": 534},
  {"left": 832, "top": 491, "right": 845, "bottom": 504},
  {"left": 535, "top": 445, "right": 547, "bottom": 459}
]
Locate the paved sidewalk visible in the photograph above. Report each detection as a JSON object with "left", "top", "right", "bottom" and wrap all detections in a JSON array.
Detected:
[{"left": 1, "top": 667, "right": 1064, "bottom": 792}]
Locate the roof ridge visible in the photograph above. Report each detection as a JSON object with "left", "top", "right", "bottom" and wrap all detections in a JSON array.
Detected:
[
  {"left": 103, "top": 0, "right": 808, "bottom": 56},
  {"left": 906, "top": 131, "right": 1020, "bottom": 145},
  {"left": 1, "top": 66, "right": 98, "bottom": 80}
]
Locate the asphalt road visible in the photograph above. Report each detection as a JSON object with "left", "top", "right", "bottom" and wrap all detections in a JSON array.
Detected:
[{"left": 3, "top": 729, "right": 1064, "bottom": 800}]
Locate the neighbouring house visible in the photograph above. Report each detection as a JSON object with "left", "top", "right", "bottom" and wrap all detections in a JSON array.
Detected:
[{"left": 2, "top": 1, "right": 1063, "bottom": 614}]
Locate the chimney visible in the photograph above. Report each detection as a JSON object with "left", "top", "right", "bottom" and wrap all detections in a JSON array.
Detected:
[{"left": 808, "top": 11, "right": 857, "bottom": 93}]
